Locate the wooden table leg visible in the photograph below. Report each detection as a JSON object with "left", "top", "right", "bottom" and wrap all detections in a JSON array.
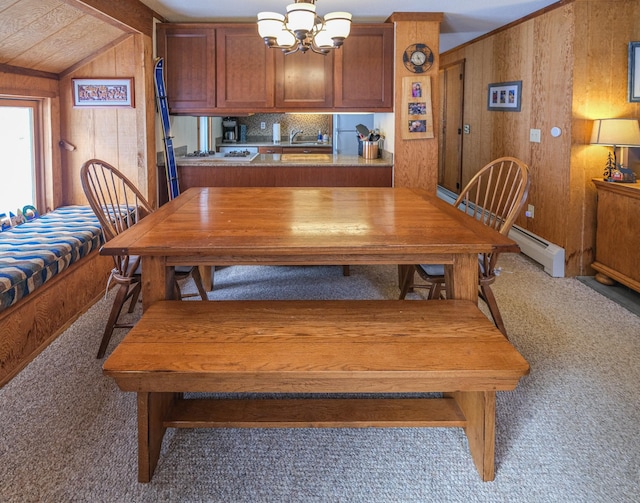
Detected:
[
  {"left": 446, "top": 254, "right": 478, "bottom": 302},
  {"left": 137, "top": 392, "right": 178, "bottom": 483},
  {"left": 446, "top": 390, "right": 496, "bottom": 481},
  {"left": 142, "top": 256, "right": 174, "bottom": 311}
]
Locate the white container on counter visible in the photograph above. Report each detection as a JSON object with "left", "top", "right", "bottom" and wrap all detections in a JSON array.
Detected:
[{"left": 273, "top": 123, "right": 281, "bottom": 144}]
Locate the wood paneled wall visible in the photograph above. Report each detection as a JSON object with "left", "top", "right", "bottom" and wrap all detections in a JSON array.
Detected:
[
  {"left": 441, "top": 0, "right": 640, "bottom": 276},
  {"left": 570, "top": 0, "right": 640, "bottom": 275},
  {"left": 59, "top": 33, "right": 157, "bottom": 207},
  {"left": 389, "top": 13, "right": 443, "bottom": 192}
]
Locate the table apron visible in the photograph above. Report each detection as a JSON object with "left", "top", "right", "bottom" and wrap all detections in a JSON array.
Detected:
[{"left": 163, "top": 254, "right": 459, "bottom": 267}]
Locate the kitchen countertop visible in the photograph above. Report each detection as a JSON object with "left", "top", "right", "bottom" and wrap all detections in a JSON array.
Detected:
[{"left": 176, "top": 153, "right": 393, "bottom": 167}]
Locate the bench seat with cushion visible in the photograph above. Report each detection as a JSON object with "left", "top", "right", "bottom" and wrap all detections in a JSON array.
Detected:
[
  {"left": 0, "top": 206, "right": 113, "bottom": 387},
  {"left": 0, "top": 206, "right": 103, "bottom": 312}
]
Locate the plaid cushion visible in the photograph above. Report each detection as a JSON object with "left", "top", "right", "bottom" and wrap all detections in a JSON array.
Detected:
[{"left": 0, "top": 206, "right": 103, "bottom": 311}]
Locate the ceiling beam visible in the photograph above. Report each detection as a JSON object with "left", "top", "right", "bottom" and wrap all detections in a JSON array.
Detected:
[{"left": 60, "top": 0, "right": 164, "bottom": 37}]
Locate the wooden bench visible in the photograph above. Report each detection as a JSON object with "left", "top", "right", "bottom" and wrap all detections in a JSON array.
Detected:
[
  {"left": 0, "top": 205, "right": 113, "bottom": 387},
  {"left": 103, "top": 299, "right": 530, "bottom": 483}
]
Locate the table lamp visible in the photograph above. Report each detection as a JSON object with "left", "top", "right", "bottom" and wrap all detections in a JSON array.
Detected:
[{"left": 590, "top": 118, "right": 640, "bottom": 181}]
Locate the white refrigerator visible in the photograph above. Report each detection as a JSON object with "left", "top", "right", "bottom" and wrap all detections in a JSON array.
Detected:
[{"left": 332, "top": 114, "right": 374, "bottom": 155}]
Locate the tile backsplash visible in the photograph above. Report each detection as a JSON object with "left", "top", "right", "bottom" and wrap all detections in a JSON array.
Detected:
[
  {"left": 239, "top": 113, "right": 331, "bottom": 141},
  {"left": 157, "top": 113, "right": 333, "bottom": 161}
]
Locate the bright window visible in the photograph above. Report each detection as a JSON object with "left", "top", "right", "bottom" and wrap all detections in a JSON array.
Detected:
[{"left": 0, "top": 99, "right": 40, "bottom": 217}]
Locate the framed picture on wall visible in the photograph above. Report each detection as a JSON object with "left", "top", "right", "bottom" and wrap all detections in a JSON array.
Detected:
[
  {"left": 628, "top": 42, "right": 640, "bottom": 102},
  {"left": 487, "top": 81, "right": 522, "bottom": 112},
  {"left": 401, "top": 76, "right": 434, "bottom": 140},
  {"left": 72, "top": 78, "right": 135, "bottom": 108}
]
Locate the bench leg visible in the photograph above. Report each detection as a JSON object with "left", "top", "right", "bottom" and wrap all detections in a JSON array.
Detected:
[
  {"left": 137, "top": 392, "right": 179, "bottom": 483},
  {"left": 446, "top": 391, "right": 496, "bottom": 481}
]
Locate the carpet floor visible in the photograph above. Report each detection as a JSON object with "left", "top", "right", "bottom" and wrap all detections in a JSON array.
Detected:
[{"left": 1, "top": 254, "right": 639, "bottom": 502}]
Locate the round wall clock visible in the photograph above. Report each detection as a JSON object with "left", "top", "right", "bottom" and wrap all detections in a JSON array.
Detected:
[{"left": 403, "top": 43, "right": 434, "bottom": 73}]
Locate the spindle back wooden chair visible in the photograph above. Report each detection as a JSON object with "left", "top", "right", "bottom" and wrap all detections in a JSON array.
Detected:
[
  {"left": 81, "top": 159, "right": 208, "bottom": 358},
  {"left": 399, "top": 156, "right": 530, "bottom": 338}
]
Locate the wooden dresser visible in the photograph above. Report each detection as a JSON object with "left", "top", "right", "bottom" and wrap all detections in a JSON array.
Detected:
[{"left": 592, "top": 178, "right": 640, "bottom": 292}]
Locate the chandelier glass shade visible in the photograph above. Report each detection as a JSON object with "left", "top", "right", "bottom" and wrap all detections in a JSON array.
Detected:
[{"left": 257, "top": 1, "right": 352, "bottom": 55}]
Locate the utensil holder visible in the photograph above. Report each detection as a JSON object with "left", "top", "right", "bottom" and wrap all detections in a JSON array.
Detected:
[{"left": 361, "top": 140, "right": 379, "bottom": 159}]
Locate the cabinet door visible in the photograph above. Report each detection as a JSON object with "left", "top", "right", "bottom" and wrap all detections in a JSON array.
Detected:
[
  {"left": 334, "top": 24, "right": 394, "bottom": 111},
  {"left": 216, "top": 25, "right": 275, "bottom": 110},
  {"left": 593, "top": 180, "right": 640, "bottom": 290},
  {"left": 275, "top": 51, "right": 334, "bottom": 109},
  {"left": 284, "top": 146, "right": 332, "bottom": 153},
  {"left": 259, "top": 146, "right": 283, "bottom": 154},
  {"left": 156, "top": 24, "right": 216, "bottom": 114}
]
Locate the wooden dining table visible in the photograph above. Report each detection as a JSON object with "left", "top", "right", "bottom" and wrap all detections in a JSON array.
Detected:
[
  {"left": 101, "top": 186, "right": 527, "bottom": 483},
  {"left": 101, "top": 186, "right": 519, "bottom": 308}
]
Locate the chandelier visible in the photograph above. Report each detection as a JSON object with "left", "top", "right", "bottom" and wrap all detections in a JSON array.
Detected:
[{"left": 257, "top": 1, "right": 352, "bottom": 55}]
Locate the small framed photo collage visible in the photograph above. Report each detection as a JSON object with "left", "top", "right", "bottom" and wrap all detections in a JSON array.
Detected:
[
  {"left": 401, "top": 76, "right": 434, "bottom": 140},
  {"left": 487, "top": 81, "right": 522, "bottom": 112}
]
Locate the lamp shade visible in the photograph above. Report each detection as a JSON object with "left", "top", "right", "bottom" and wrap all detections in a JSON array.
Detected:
[
  {"left": 276, "top": 26, "right": 297, "bottom": 47},
  {"left": 286, "top": 2, "right": 316, "bottom": 32},
  {"left": 590, "top": 118, "right": 640, "bottom": 146},
  {"left": 258, "top": 12, "right": 285, "bottom": 39},
  {"left": 257, "top": 1, "right": 352, "bottom": 55},
  {"left": 324, "top": 12, "right": 352, "bottom": 39},
  {"left": 313, "top": 24, "right": 334, "bottom": 49}
]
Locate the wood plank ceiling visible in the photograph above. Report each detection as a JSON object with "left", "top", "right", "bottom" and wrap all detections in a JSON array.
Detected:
[{"left": 0, "top": 0, "right": 131, "bottom": 76}]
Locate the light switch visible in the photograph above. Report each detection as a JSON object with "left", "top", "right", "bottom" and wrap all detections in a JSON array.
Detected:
[{"left": 530, "top": 129, "right": 541, "bottom": 143}]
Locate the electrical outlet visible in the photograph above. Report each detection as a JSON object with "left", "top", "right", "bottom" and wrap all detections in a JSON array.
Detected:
[
  {"left": 525, "top": 204, "right": 535, "bottom": 218},
  {"left": 529, "top": 129, "right": 541, "bottom": 143},
  {"left": 260, "top": 122, "right": 266, "bottom": 130}
]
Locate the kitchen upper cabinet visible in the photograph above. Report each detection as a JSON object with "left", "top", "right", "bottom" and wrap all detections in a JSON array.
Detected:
[
  {"left": 216, "top": 25, "right": 275, "bottom": 110},
  {"left": 333, "top": 24, "right": 394, "bottom": 111},
  {"left": 156, "top": 23, "right": 394, "bottom": 114},
  {"left": 275, "top": 50, "right": 333, "bottom": 109},
  {"left": 156, "top": 24, "right": 216, "bottom": 114}
]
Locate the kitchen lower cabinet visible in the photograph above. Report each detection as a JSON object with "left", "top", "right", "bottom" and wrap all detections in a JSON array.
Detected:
[
  {"left": 257, "top": 146, "right": 331, "bottom": 154},
  {"left": 284, "top": 146, "right": 332, "bottom": 154},
  {"left": 158, "top": 165, "right": 392, "bottom": 206},
  {"left": 181, "top": 165, "right": 392, "bottom": 188},
  {"left": 592, "top": 178, "right": 640, "bottom": 293},
  {"left": 258, "top": 146, "right": 283, "bottom": 154}
]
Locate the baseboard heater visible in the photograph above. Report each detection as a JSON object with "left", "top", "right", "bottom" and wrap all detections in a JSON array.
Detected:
[{"left": 437, "top": 186, "right": 565, "bottom": 277}]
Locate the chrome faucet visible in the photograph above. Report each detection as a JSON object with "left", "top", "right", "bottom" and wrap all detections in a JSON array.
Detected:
[{"left": 290, "top": 129, "right": 303, "bottom": 143}]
